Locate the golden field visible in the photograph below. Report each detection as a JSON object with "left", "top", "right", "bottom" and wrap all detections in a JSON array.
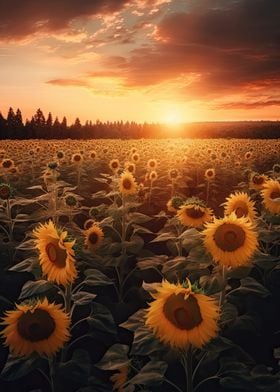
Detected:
[{"left": 0, "top": 138, "right": 280, "bottom": 392}]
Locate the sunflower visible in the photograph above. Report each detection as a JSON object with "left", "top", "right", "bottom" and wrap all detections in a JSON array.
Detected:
[
  {"left": 89, "top": 150, "right": 97, "bottom": 160},
  {"left": 273, "top": 164, "right": 280, "bottom": 175},
  {"left": 223, "top": 192, "right": 257, "bottom": 221},
  {"left": 71, "top": 153, "right": 83, "bottom": 165},
  {"left": 249, "top": 173, "right": 267, "bottom": 190},
  {"left": 1, "top": 158, "right": 14, "bottom": 170},
  {"left": 0, "top": 183, "right": 13, "bottom": 200},
  {"left": 149, "top": 170, "right": 158, "bottom": 182},
  {"left": 261, "top": 179, "right": 280, "bottom": 214},
  {"left": 43, "top": 170, "right": 57, "bottom": 187},
  {"left": 166, "top": 196, "right": 185, "bottom": 213},
  {"left": 110, "top": 365, "right": 129, "bottom": 391},
  {"left": 56, "top": 150, "right": 65, "bottom": 160},
  {"left": 119, "top": 171, "right": 138, "bottom": 196},
  {"left": 109, "top": 159, "right": 120, "bottom": 173},
  {"left": 203, "top": 213, "right": 258, "bottom": 267},
  {"left": 147, "top": 159, "right": 157, "bottom": 170},
  {"left": 244, "top": 151, "right": 253, "bottom": 160},
  {"left": 84, "top": 225, "right": 104, "bottom": 251},
  {"left": 204, "top": 168, "right": 216, "bottom": 181},
  {"left": 33, "top": 220, "right": 77, "bottom": 286},
  {"left": 168, "top": 169, "right": 179, "bottom": 181},
  {"left": 145, "top": 280, "right": 219, "bottom": 349},
  {"left": 177, "top": 199, "right": 213, "bottom": 228},
  {"left": 130, "top": 147, "right": 137, "bottom": 155},
  {"left": 8, "top": 166, "right": 19, "bottom": 175},
  {"left": 0, "top": 298, "right": 70, "bottom": 357},
  {"left": 124, "top": 161, "right": 136, "bottom": 174},
  {"left": 131, "top": 153, "right": 140, "bottom": 163},
  {"left": 48, "top": 162, "right": 58, "bottom": 170},
  {"left": 64, "top": 194, "right": 78, "bottom": 208}
]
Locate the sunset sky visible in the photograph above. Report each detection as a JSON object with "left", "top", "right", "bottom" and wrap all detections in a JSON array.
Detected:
[{"left": 1, "top": 0, "right": 280, "bottom": 124}]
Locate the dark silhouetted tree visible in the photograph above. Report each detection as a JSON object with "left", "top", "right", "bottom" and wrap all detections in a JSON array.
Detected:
[
  {"left": 46, "top": 112, "right": 53, "bottom": 128},
  {"left": 14, "top": 108, "right": 24, "bottom": 138},
  {"left": 6, "top": 107, "right": 17, "bottom": 138},
  {"left": 0, "top": 112, "right": 7, "bottom": 138}
]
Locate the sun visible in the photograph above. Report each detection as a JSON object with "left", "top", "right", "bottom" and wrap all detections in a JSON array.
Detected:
[{"left": 164, "top": 111, "right": 182, "bottom": 125}]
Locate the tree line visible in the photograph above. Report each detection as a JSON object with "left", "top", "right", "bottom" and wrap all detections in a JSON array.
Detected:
[{"left": 0, "top": 107, "right": 280, "bottom": 139}]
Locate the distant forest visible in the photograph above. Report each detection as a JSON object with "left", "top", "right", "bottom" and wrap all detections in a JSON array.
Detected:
[{"left": 0, "top": 107, "right": 280, "bottom": 139}]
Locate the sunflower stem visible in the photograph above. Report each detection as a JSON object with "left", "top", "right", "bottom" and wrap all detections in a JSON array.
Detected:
[
  {"left": 219, "top": 265, "right": 227, "bottom": 308},
  {"left": 114, "top": 266, "right": 123, "bottom": 301},
  {"left": 192, "top": 351, "right": 208, "bottom": 383},
  {"left": 171, "top": 179, "right": 175, "bottom": 198},
  {"left": 148, "top": 180, "right": 153, "bottom": 206},
  {"left": 205, "top": 180, "right": 210, "bottom": 205},
  {"left": 186, "top": 345, "right": 193, "bottom": 392},
  {"left": 164, "top": 378, "right": 183, "bottom": 392},
  {"left": 181, "top": 346, "right": 193, "bottom": 392},
  {"left": 176, "top": 222, "right": 184, "bottom": 257},
  {"left": 77, "top": 166, "right": 81, "bottom": 188},
  {"left": 6, "top": 198, "right": 13, "bottom": 242},
  {"left": 48, "top": 356, "right": 56, "bottom": 392},
  {"left": 61, "top": 284, "right": 72, "bottom": 362},
  {"left": 121, "top": 194, "right": 127, "bottom": 257},
  {"left": 113, "top": 173, "right": 118, "bottom": 207},
  {"left": 64, "top": 284, "right": 72, "bottom": 314},
  {"left": 193, "top": 375, "right": 220, "bottom": 392}
]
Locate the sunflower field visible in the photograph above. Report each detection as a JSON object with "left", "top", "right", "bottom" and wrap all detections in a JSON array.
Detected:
[{"left": 0, "top": 138, "right": 280, "bottom": 392}]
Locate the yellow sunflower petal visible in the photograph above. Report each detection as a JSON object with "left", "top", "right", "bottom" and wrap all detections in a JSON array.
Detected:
[
  {"left": 33, "top": 220, "right": 77, "bottom": 286},
  {"left": 203, "top": 213, "right": 258, "bottom": 267},
  {"left": 0, "top": 298, "right": 70, "bottom": 357},
  {"left": 145, "top": 280, "right": 219, "bottom": 349}
]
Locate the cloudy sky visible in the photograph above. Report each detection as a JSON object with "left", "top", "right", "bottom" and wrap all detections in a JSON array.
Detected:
[{"left": 1, "top": 0, "right": 280, "bottom": 123}]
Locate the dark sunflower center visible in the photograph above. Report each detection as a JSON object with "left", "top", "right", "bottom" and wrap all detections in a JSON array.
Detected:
[
  {"left": 122, "top": 178, "right": 132, "bottom": 190},
  {"left": 186, "top": 207, "right": 205, "bottom": 219},
  {"left": 66, "top": 196, "right": 77, "bottom": 206},
  {"left": 3, "top": 160, "right": 12, "bottom": 168},
  {"left": 214, "top": 223, "right": 245, "bottom": 252},
  {"left": 163, "top": 293, "right": 202, "bottom": 330},
  {"left": 207, "top": 170, "right": 214, "bottom": 177},
  {"left": 253, "top": 175, "right": 264, "bottom": 185},
  {"left": 270, "top": 190, "right": 280, "bottom": 200},
  {"left": 150, "top": 161, "right": 155, "bottom": 167},
  {"left": 112, "top": 162, "right": 118, "bottom": 169},
  {"left": 0, "top": 186, "right": 10, "bottom": 199},
  {"left": 88, "top": 232, "right": 99, "bottom": 244},
  {"left": 233, "top": 202, "right": 248, "bottom": 218},
  {"left": 74, "top": 155, "right": 81, "bottom": 161},
  {"left": 17, "top": 309, "right": 55, "bottom": 341},
  {"left": 46, "top": 242, "right": 67, "bottom": 268}
]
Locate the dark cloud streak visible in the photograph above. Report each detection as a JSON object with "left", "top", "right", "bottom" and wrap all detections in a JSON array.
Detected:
[{"left": 0, "top": 0, "right": 131, "bottom": 40}]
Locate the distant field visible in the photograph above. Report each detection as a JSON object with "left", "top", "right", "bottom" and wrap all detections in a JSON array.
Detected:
[{"left": 0, "top": 138, "right": 280, "bottom": 392}]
